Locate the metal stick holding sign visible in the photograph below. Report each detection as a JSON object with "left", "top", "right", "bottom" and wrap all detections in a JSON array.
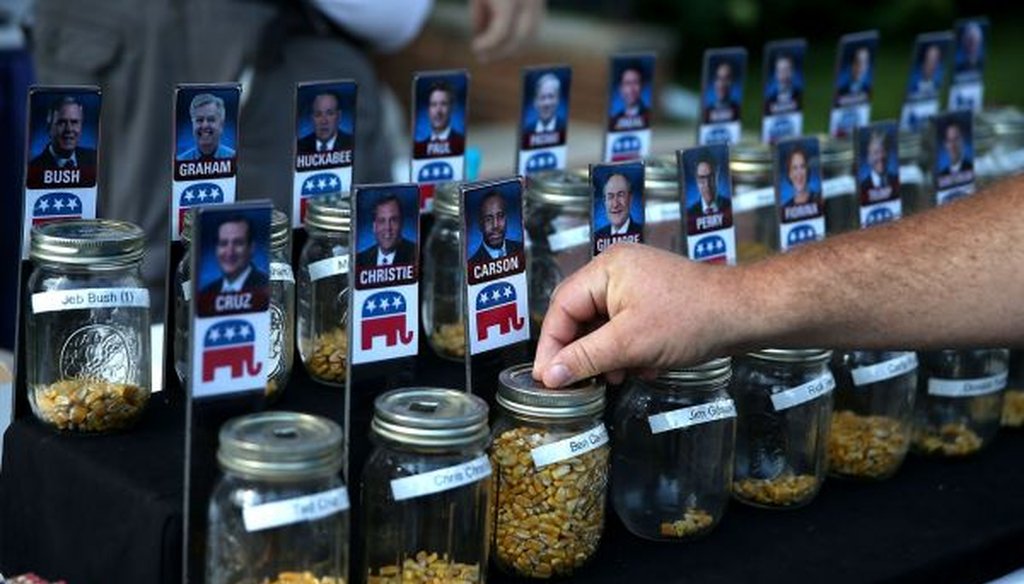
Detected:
[
  {"left": 679, "top": 144, "right": 738, "bottom": 265},
  {"left": 411, "top": 70, "right": 469, "bottom": 213},
  {"left": 590, "top": 160, "right": 646, "bottom": 257},
  {"left": 604, "top": 53, "right": 656, "bottom": 163},
  {"left": 183, "top": 202, "right": 273, "bottom": 581},
  {"left": 774, "top": 136, "right": 827, "bottom": 252},
  {"left": 698, "top": 47, "right": 747, "bottom": 146},
  {"left": 518, "top": 65, "right": 572, "bottom": 176}
]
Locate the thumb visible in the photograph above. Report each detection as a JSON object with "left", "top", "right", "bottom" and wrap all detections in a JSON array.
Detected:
[{"left": 540, "top": 319, "right": 631, "bottom": 387}]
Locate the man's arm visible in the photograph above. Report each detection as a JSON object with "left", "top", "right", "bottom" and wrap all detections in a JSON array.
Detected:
[{"left": 533, "top": 175, "right": 1024, "bottom": 387}]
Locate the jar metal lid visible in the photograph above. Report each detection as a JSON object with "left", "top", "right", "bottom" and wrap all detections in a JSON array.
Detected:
[
  {"left": 306, "top": 197, "right": 351, "bottom": 232},
  {"left": 30, "top": 219, "right": 145, "bottom": 267},
  {"left": 657, "top": 357, "right": 732, "bottom": 386},
  {"left": 644, "top": 155, "right": 678, "bottom": 199},
  {"left": 497, "top": 363, "right": 605, "bottom": 419},
  {"left": 526, "top": 169, "right": 591, "bottom": 211},
  {"left": 433, "top": 181, "right": 462, "bottom": 217},
  {"left": 217, "top": 411, "right": 344, "bottom": 481},
  {"left": 749, "top": 348, "right": 833, "bottom": 364},
  {"left": 979, "top": 106, "right": 1024, "bottom": 138},
  {"left": 372, "top": 388, "right": 489, "bottom": 449},
  {"left": 181, "top": 208, "right": 290, "bottom": 249},
  {"left": 899, "top": 130, "right": 923, "bottom": 161}
]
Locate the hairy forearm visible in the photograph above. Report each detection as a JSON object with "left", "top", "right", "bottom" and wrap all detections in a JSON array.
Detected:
[{"left": 722, "top": 175, "right": 1024, "bottom": 352}]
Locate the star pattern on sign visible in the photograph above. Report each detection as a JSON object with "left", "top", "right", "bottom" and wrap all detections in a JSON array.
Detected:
[
  {"left": 613, "top": 135, "right": 641, "bottom": 153},
  {"left": 362, "top": 291, "right": 407, "bottom": 317},
  {"left": 418, "top": 162, "right": 454, "bottom": 182},
  {"left": 205, "top": 320, "right": 255, "bottom": 347},
  {"left": 695, "top": 236, "right": 727, "bottom": 258},
  {"left": 477, "top": 283, "right": 517, "bottom": 309},
  {"left": 34, "top": 193, "right": 83, "bottom": 217},
  {"left": 787, "top": 224, "right": 818, "bottom": 247},
  {"left": 181, "top": 183, "right": 224, "bottom": 206},
  {"left": 302, "top": 173, "right": 343, "bottom": 196},
  {"left": 526, "top": 152, "right": 557, "bottom": 172},
  {"left": 866, "top": 207, "right": 894, "bottom": 226}
]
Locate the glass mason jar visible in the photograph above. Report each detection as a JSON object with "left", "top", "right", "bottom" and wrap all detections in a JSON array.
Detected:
[
  {"left": 913, "top": 349, "right": 1008, "bottom": 456},
  {"left": 731, "top": 349, "right": 833, "bottom": 509},
  {"left": 207, "top": 411, "right": 349, "bottom": 584},
  {"left": 297, "top": 197, "right": 350, "bottom": 386},
  {"left": 26, "top": 219, "right": 151, "bottom": 432},
  {"left": 422, "top": 182, "right": 466, "bottom": 361},
  {"left": 729, "top": 142, "right": 777, "bottom": 263},
  {"left": 175, "top": 209, "right": 295, "bottom": 399},
  {"left": 643, "top": 155, "right": 684, "bottom": 254},
  {"left": 612, "top": 358, "right": 735, "bottom": 541},
  {"left": 1003, "top": 351, "right": 1024, "bottom": 428},
  {"left": 828, "top": 351, "right": 918, "bottom": 480},
  {"left": 524, "top": 170, "right": 591, "bottom": 332},
  {"left": 820, "top": 135, "right": 857, "bottom": 236},
  {"left": 362, "top": 388, "right": 491, "bottom": 583},
  {"left": 898, "top": 129, "right": 931, "bottom": 217},
  {"left": 976, "top": 107, "right": 1024, "bottom": 187},
  {"left": 490, "top": 364, "right": 609, "bottom": 578}
]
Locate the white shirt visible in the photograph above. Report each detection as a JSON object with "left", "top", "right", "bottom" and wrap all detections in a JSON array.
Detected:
[
  {"left": 702, "top": 202, "right": 719, "bottom": 214},
  {"left": 534, "top": 117, "right": 557, "bottom": 133},
  {"left": 49, "top": 144, "right": 78, "bottom": 168},
  {"left": 870, "top": 170, "right": 884, "bottom": 187},
  {"left": 220, "top": 265, "right": 253, "bottom": 293},
  {"left": 317, "top": 135, "right": 337, "bottom": 152},
  {"left": 430, "top": 126, "right": 451, "bottom": 141},
  {"left": 482, "top": 242, "right": 507, "bottom": 259},
  {"left": 610, "top": 218, "right": 632, "bottom": 235},
  {"left": 376, "top": 248, "right": 396, "bottom": 266},
  {"left": 950, "top": 159, "right": 963, "bottom": 174}
]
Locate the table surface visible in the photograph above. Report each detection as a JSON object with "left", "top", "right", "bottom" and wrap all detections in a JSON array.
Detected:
[{"left": 2, "top": 366, "right": 1024, "bottom": 584}]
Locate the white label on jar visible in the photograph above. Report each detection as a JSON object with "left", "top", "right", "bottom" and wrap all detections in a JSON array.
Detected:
[
  {"left": 732, "top": 186, "right": 776, "bottom": 213},
  {"left": 928, "top": 372, "right": 1007, "bottom": 398},
  {"left": 530, "top": 423, "right": 609, "bottom": 468},
  {"left": 31, "top": 288, "right": 151, "bottom": 314},
  {"left": 647, "top": 398, "right": 736, "bottom": 434},
  {"left": 851, "top": 353, "right": 919, "bottom": 387},
  {"left": 548, "top": 224, "right": 591, "bottom": 252},
  {"left": 241, "top": 486, "right": 350, "bottom": 532},
  {"left": 770, "top": 372, "right": 835, "bottom": 412},
  {"left": 900, "top": 165, "right": 925, "bottom": 186},
  {"left": 182, "top": 280, "right": 192, "bottom": 301},
  {"left": 270, "top": 262, "right": 294, "bottom": 283},
  {"left": 390, "top": 455, "right": 492, "bottom": 502},
  {"left": 308, "top": 255, "right": 349, "bottom": 282},
  {"left": 646, "top": 201, "right": 681, "bottom": 224},
  {"left": 823, "top": 176, "right": 857, "bottom": 199}
]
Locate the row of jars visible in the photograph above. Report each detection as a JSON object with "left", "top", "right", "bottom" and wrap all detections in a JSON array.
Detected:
[{"left": 204, "top": 345, "right": 1011, "bottom": 583}]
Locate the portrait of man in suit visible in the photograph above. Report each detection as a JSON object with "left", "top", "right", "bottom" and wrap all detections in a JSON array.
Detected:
[
  {"left": 840, "top": 46, "right": 872, "bottom": 98},
  {"left": 766, "top": 52, "right": 802, "bottom": 111},
  {"left": 413, "top": 80, "right": 465, "bottom": 158},
  {"left": 533, "top": 73, "right": 564, "bottom": 134},
  {"left": 609, "top": 62, "right": 649, "bottom": 131},
  {"left": 595, "top": 172, "right": 642, "bottom": 239},
  {"left": 687, "top": 158, "right": 733, "bottom": 234},
  {"left": 469, "top": 189, "right": 522, "bottom": 264},
  {"left": 201, "top": 215, "right": 268, "bottom": 296},
  {"left": 955, "top": 20, "right": 984, "bottom": 75},
  {"left": 177, "top": 93, "right": 236, "bottom": 161},
  {"left": 30, "top": 95, "right": 97, "bottom": 170},
  {"left": 860, "top": 129, "right": 899, "bottom": 203},
  {"left": 704, "top": 60, "right": 740, "bottom": 123},
  {"left": 296, "top": 91, "right": 353, "bottom": 155},
  {"left": 356, "top": 194, "right": 417, "bottom": 268},
  {"left": 940, "top": 121, "right": 973, "bottom": 176}
]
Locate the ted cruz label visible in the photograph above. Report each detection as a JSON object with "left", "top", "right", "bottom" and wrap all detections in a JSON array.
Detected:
[
  {"left": 647, "top": 398, "right": 736, "bottom": 434},
  {"left": 928, "top": 372, "right": 1008, "bottom": 398},
  {"left": 530, "top": 423, "right": 609, "bottom": 468},
  {"left": 308, "top": 256, "right": 350, "bottom": 282},
  {"left": 390, "top": 455, "right": 492, "bottom": 502},
  {"left": 850, "top": 353, "right": 918, "bottom": 387},
  {"left": 32, "top": 288, "right": 151, "bottom": 314},
  {"left": 770, "top": 372, "right": 835, "bottom": 411},
  {"left": 242, "top": 486, "right": 350, "bottom": 532}
]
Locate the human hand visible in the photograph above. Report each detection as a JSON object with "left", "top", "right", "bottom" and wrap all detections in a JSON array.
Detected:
[
  {"left": 532, "top": 244, "right": 742, "bottom": 387},
  {"left": 470, "top": 0, "right": 546, "bottom": 62}
]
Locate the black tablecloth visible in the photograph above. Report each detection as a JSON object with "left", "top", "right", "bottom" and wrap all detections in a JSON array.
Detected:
[{"left": 3, "top": 373, "right": 1024, "bottom": 584}]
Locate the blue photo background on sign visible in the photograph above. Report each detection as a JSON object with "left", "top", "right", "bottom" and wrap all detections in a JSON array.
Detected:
[
  {"left": 591, "top": 162, "right": 645, "bottom": 232},
  {"left": 174, "top": 86, "right": 240, "bottom": 159},
  {"left": 702, "top": 49, "right": 746, "bottom": 110},
  {"left": 196, "top": 207, "right": 271, "bottom": 292},
  {"left": 355, "top": 185, "right": 420, "bottom": 254},
  {"left": 763, "top": 41, "right": 806, "bottom": 103},
  {"left": 464, "top": 180, "right": 524, "bottom": 259},
  {"left": 607, "top": 55, "right": 654, "bottom": 119},
  {"left": 934, "top": 111, "right": 974, "bottom": 175},
  {"left": 682, "top": 144, "right": 732, "bottom": 210},
  {"left": 28, "top": 89, "right": 101, "bottom": 159},
  {"left": 776, "top": 137, "right": 822, "bottom": 207},
  {"left": 905, "top": 33, "right": 952, "bottom": 100},
  {"left": 834, "top": 33, "right": 878, "bottom": 98},
  {"left": 413, "top": 72, "right": 468, "bottom": 143},
  {"left": 856, "top": 122, "right": 900, "bottom": 184},
  {"left": 295, "top": 81, "right": 356, "bottom": 143},
  {"left": 954, "top": 19, "right": 987, "bottom": 76},
  {"left": 520, "top": 66, "right": 572, "bottom": 133}
]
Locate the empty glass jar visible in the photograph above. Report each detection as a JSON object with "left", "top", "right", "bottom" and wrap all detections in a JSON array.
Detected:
[
  {"left": 729, "top": 142, "right": 777, "bottom": 263},
  {"left": 913, "top": 349, "right": 1008, "bottom": 456},
  {"left": 422, "top": 182, "right": 466, "bottom": 361},
  {"left": 490, "top": 364, "right": 609, "bottom": 578},
  {"left": 612, "top": 358, "right": 735, "bottom": 541},
  {"left": 207, "top": 411, "right": 349, "bottom": 584},
  {"left": 175, "top": 209, "right": 295, "bottom": 399},
  {"left": 362, "top": 388, "right": 491, "bottom": 584},
  {"left": 898, "top": 129, "right": 931, "bottom": 217},
  {"left": 297, "top": 197, "right": 350, "bottom": 386},
  {"left": 732, "top": 349, "right": 833, "bottom": 509},
  {"left": 26, "top": 219, "right": 151, "bottom": 432},
  {"left": 829, "top": 351, "right": 918, "bottom": 480}
]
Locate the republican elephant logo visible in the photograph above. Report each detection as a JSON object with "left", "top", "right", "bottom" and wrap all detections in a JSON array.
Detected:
[
  {"left": 787, "top": 224, "right": 818, "bottom": 248},
  {"left": 475, "top": 282, "right": 525, "bottom": 341},
  {"left": 361, "top": 290, "right": 414, "bottom": 350},
  {"left": 693, "top": 234, "right": 728, "bottom": 264},
  {"left": 526, "top": 152, "right": 558, "bottom": 173},
  {"left": 300, "top": 172, "right": 343, "bottom": 223},
  {"left": 865, "top": 206, "right": 895, "bottom": 227},
  {"left": 32, "top": 192, "right": 83, "bottom": 226},
  {"left": 178, "top": 182, "right": 225, "bottom": 235},
  {"left": 611, "top": 135, "right": 642, "bottom": 162},
  {"left": 202, "top": 319, "right": 262, "bottom": 382},
  {"left": 418, "top": 161, "right": 454, "bottom": 183}
]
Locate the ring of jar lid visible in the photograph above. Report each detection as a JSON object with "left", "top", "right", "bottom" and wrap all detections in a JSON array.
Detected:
[
  {"left": 30, "top": 219, "right": 146, "bottom": 268},
  {"left": 217, "top": 411, "right": 345, "bottom": 481},
  {"left": 433, "top": 181, "right": 465, "bottom": 218},
  {"left": 371, "top": 387, "right": 490, "bottom": 450},
  {"left": 653, "top": 357, "right": 732, "bottom": 388},
  {"left": 497, "top": 363, "right": 605, "bottom": 419},
  {"left": 306, "top": 196, "right": 352, "bottom": 232},
  {"left": 747, "top": 349, "right": 833, "bottom": 364},
  {"left": 527, "top": 169, "right": 591, "bottom": 211}
]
